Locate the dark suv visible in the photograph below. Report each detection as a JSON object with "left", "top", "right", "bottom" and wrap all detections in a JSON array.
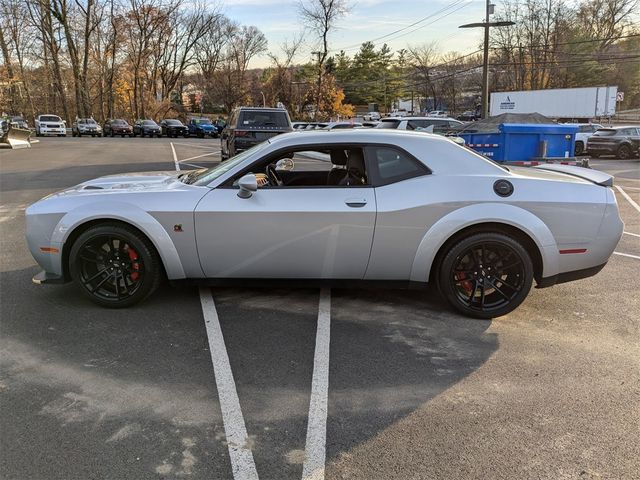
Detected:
[
  {"left": 221, "top": 107, "right": 293, "bottom": 159},
  {"left": 104, "top": 119, "right": 133, "bottom": 137},
  {"left": 160, "top": 119, "right": 189, "bottom": 138},
  {"left": 587, "top": 126, "right": 640, "bottom": 159}
]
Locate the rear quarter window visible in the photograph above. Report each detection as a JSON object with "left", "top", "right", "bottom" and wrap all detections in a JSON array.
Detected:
[{"left": 367, "top": 146, "right": 430, "bottom": 186}]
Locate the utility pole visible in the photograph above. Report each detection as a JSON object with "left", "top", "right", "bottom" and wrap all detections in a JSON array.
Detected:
[{"left": 459, "top": 0, "right": 514, "bottom": 118}]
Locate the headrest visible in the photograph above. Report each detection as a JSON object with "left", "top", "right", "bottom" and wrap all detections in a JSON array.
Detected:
[{"left": 330, "top": 149, "right": 348, "bottom": 166}]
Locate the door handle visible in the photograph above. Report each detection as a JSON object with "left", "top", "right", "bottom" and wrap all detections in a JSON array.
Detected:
[{"left": 345, "top": 198, "right": 367, "bottom": 208}]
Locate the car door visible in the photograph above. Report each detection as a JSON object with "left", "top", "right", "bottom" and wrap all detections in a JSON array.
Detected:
[{"left": 194, "top": 148, "right": 376, "bottom": 279}]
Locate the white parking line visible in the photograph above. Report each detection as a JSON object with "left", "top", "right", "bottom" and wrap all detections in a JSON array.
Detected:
[
  {"left": 199, "top": 288, "right": 259, "bottom": 480},
  {"left": 615, "top": 186, "right": 640, "bottom": 213},
  {"left": 614, "top": 251, "right": 640, "bottom": 260},
  {"left": 179, "top": 151, "right": 220, "bottom": 163},
  {"left": 172, "top": 142, "right": 218, "bottom": 150},
  {"left": 170, "top": 142, "right": 180, "bottom": 171},
  {"left": 623, "top": 231, "right": 640, "bottom": 238},
  {"left": 302, "top": 288, "right": 332, "bottom": 480}
]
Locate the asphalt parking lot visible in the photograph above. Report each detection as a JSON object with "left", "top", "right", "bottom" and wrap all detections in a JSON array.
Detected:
[{"left": 1, "top": 137, "right": 639, "bottom": 480}]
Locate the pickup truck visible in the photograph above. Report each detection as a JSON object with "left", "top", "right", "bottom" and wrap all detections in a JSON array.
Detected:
[{"left": 35, "top": 114, "right": 66, "bottom": 137}]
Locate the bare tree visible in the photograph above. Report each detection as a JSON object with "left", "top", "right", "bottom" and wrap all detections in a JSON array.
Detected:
[
  {"left": 407, "top": 42, "right": 441, "bottom": 111},
  {"left": 298, "top": 0, "right": 349, "bottom": 118}
]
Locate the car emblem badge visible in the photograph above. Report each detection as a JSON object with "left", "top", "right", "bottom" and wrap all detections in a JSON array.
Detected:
[{"left": 174, "top": 224, "right": 183, "bottom": 232}]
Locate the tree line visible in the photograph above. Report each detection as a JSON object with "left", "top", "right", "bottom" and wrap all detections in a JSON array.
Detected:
[{"left": 0, "top": 0, "right": 638, "bottom": 123}]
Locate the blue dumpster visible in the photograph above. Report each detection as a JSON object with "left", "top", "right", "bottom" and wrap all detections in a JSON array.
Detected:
[{"left": 458, "top": 123, "right": 578, "bottom": 162}]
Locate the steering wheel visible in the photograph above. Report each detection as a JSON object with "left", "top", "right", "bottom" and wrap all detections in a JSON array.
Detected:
[{"left": 266, "top": 163, "right": 283, "bottom": 186}]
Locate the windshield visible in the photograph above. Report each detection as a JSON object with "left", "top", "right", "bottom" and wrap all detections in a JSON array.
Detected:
[
  {"left": 166, "top": 119, "right": 182, "bottom": 125},
  {"left": 194, "top": 118, "right": 212, "bottom": 125},
  {"left": 113, "top": 119, "right": 127, "bottom": 125},
  {"left": 376, "top": 120, "right": 400, "bottom": 129},
  {"left": 41, "top": 115, "right": 62, "bottom": 122},
  {"left": 79, "top": 119, "right": 96, "bottom": 124},
  {"left": 143, "top": 120, "right": 157, "bottom": 126},
  {"left": 192, "top": 141, "right": 272, "bottom": 186}
]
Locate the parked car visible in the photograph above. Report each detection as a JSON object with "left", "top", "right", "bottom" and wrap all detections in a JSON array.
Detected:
[
  {"left": 363, "top": 112, "right": 381, "bottom": 121},
  {"left": 587, "top": 126, "right": 640, "bottom": 159},
  {"left": 376, "top": 116, "right": 464, "bottom": 135},
  {"left": 458, "top": 111, "right": 479, "bottom": 122},
  {"left": 292, "top": 122, "right": 309, "bottom": 130},
  {"left": 72, "top": 118, "right": 102, "bottom": 137},
  {"left": 160, "top": 119, "right": 189, "bottom": 138},
  {"left": 10, "top": 116, "right": 29, "bottom": 129},
  {"left": 304, "top": 123, "right": 328, "bottom": 130},
  {"left": 26, "top": 130, "right": 622, "bottom": 319},
  {"left": 428, "top": 110, "right": 449, "bottom": 117},
  {"left": 563, "top": 123, "right": 604, "bottom": 155},
  {"left": 188, "top": 117, "right": 218, "bottom": 138},
  {"left": 221, "top": 107, "right": 293, "bottom": 159},
  {"left": 321, "top": 121, "right": 363, "bottom": 130},
  {"left": 133, "top": 119, "right": 162, "bottom": 137},
  {"left": 103, "top": 119, "right": 133, "bottom": 137},
  {"left": 35, "top": 114, "right": 66, "bottom": 137}
]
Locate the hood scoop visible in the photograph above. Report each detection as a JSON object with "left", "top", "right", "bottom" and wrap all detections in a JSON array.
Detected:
[{"left": 82, "top": 185, "right": 104, "bottom": 190}]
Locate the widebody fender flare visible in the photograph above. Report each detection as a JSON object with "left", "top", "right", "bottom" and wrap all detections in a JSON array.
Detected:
[
  {"left": 409, "top": 203, "right": 560, "bottom": 283},
  {"left": 51, "top": 201, "right": 186, "bottom": 279}
]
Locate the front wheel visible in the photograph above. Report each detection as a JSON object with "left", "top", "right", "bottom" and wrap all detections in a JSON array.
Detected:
[
  {"left": 438, "top": 232, "right": 533, "bottom": 319},
  {"left": 575, "top": 141, "right": 584, "bottom": 155},
  {"left": 69, "top": 224, "right": 162, "bottom": 308}
]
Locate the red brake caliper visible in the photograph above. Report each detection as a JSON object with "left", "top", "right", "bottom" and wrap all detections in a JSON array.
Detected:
[
  {"left": 127, "top": 247, "right": 140, "bottom": 281},
  {"left": 455, "top": 272, "right": 472, "bottom": 292}
]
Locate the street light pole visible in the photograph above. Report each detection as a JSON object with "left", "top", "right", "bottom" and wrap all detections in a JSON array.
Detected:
[
  {"left": 459, "top": 0, "right": 514, "bottom": 119},
  {"left": 482, "top": 0, "right": 490, "bottom": 119}
]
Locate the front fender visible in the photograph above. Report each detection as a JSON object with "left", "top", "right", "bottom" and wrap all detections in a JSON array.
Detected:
[
  {"left": 409, "top": 203, "right": 560, "bottom": 283},
  {"left": 51, "top": 202, "right": 186, "bottom": 279}
]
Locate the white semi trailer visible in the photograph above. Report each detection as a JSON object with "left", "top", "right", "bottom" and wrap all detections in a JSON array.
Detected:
[{"left": 490, "top": 86, "right": 618, "bottom": 120}]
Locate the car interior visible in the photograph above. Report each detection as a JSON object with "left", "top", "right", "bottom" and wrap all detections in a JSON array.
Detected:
[{"left": 231, "top": 147, "right": 369, "bottom": 188}]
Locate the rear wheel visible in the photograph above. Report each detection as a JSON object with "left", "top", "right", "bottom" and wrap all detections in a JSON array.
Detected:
[
  {"left": 438, "top": 232, "right": 533, "bottom": 319},
  {"left": 617, "top": 144, "right": 631, "bottom": 159},
  {"left": 69, "top": 224, "right": 162, "bottom": 308},
  {"left": 575, "top": 141, "right": 584, "bottom": 155}
]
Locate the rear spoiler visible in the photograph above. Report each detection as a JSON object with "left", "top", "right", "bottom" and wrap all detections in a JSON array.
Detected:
[{"left": 532, "top": 164, "right": 613, "bottom": 187}]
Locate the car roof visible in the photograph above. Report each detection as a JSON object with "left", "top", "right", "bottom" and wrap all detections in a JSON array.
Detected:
[
  {"left": 382, "top": 116, "right": 461, "bottom": 122},
  {"left": 235, "top": 107, "right": 288, "bottom": 112}
]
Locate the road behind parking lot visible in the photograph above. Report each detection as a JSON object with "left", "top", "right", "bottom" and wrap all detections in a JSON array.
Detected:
[{"left": 1, "top": 138, "right": 639, "bottom": 480}]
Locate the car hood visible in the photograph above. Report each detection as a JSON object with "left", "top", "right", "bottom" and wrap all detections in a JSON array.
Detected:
[{"left": 49, "top": 171, "right": 184, "bottom": 198}]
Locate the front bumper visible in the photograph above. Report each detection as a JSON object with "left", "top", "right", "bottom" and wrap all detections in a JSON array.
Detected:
[
  {"left": 39, "top": 127, "right": 66, "bottom": 135},
  {"left": 32, "top": 270, "right": 67, "bottom": 285},
  {"left": 587, "top": 144, "right": 618, "bottom": 155}
]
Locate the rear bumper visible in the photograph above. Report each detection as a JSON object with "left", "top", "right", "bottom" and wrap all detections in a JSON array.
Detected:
[{"left": 536, "top": 262, "right": 607, "bottom": 288}]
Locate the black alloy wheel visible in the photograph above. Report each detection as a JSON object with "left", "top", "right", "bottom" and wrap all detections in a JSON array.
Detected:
[
  {"left": 574, "top": 141, "right": 584, "bottom": 155},
  {"left": 617, "top": 144, "right": 631, "bottom": 160},
  {"left": 69, "top": 224, "right": 162, "bottom": 307},
  {"left": 439, "top": 232, "right": 533, "bottom": 319}
]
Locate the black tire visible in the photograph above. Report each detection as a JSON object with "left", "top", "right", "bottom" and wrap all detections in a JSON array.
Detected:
[
  {"left": 617, "top": 144, "right": 631, "bottom": 160},
  {"left": 69, "top": 223, "right": 162, "bottom": 308},
  {"left": 575, "top": 141, "right": 584, "bottom": 155},
  {"left": 438, "top": 232, "right": 533, "bottom": 319}
]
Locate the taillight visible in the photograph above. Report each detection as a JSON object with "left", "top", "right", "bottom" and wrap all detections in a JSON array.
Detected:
[{"left": 235, "top": 130, "right": 249, "bottom": 137}]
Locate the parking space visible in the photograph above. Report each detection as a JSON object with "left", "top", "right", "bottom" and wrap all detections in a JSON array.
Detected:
[{"left": 1, "top": 139, "right": 639, "bottom": 479}]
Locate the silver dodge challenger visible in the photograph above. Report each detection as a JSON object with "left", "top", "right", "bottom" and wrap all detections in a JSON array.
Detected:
[{"left": 26, "top": 130, "right": 623, "bottom": 318}]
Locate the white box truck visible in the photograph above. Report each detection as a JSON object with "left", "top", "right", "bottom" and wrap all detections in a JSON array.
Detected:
[{"left": 490, "top": 86, "right": 618, "bottom": 120}]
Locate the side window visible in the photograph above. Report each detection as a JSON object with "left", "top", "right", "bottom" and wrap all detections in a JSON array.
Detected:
[
  {"left": 229, "top": 147, "right": 369, "bottom": 188},
  {"left": 367, "top": 146, "right": 430, "bottom": 186}
]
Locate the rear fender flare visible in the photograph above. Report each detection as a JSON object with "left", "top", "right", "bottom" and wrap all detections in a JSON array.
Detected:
[
  {"left": 51, "top": 202, "right": 186, "bottom": 279},
  {"left": 409, "top": 203, "right": 559, "bottom": 283}
]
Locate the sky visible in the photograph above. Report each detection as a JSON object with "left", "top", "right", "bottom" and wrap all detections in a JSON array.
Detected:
[{"left": 220, "top": 0, "right": 489, "bottom": 68}]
